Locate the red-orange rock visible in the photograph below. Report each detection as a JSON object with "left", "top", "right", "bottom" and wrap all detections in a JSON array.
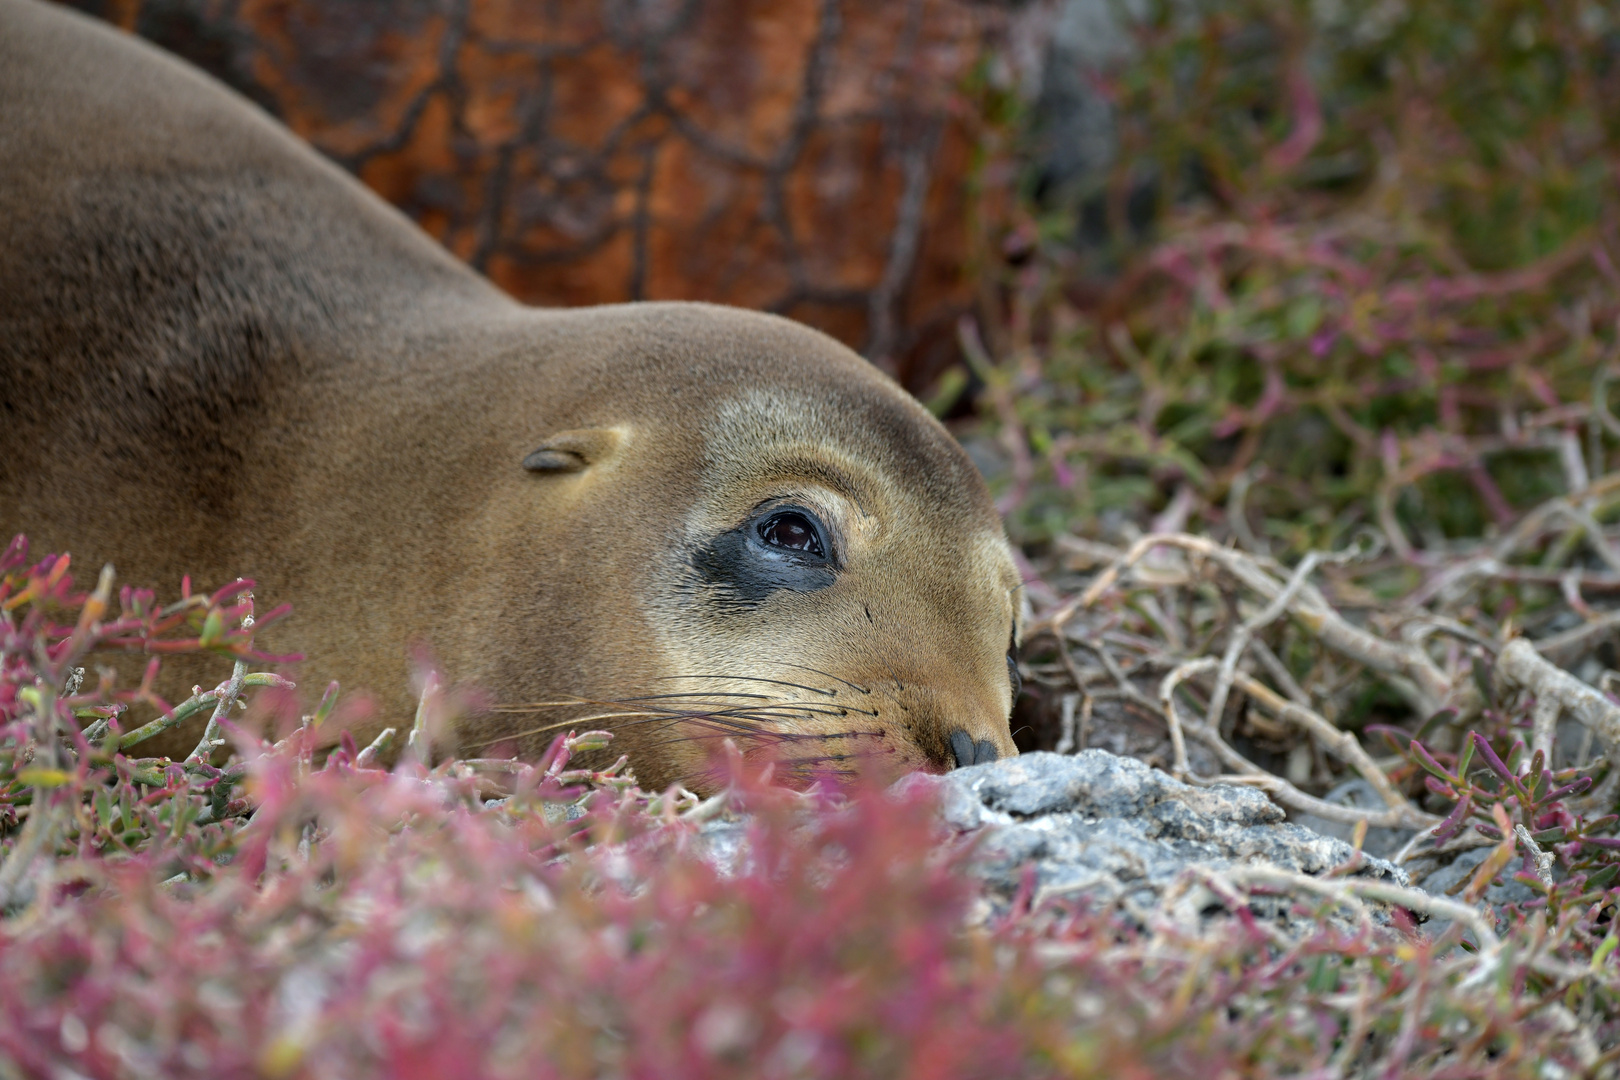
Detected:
[{"left": 61, "top": 0, "right": 1011, "bottom": 387}]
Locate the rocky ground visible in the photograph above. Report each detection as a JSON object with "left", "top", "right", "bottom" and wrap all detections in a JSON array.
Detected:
[{"left": 695, "top": 750, "right": 1426, "bottom": 939}]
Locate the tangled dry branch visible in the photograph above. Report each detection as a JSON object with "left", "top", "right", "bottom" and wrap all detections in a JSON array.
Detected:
[{"left": 1024, "top": 474, "right": 1620, "bottom": 863}]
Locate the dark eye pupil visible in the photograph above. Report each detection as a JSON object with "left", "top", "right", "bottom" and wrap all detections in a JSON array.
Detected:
[{"left": 760, "top": 513, "right": 823, "bottom": 556}]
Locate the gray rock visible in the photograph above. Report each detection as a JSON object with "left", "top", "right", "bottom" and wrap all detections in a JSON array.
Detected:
[
  {"left": 690, "top": 818, "right": 751, "bottom": 878},
  {"left": 1026, "top": 0, "right": 1141, "bottom": 203},
  {"left": 1419, "top": 846, "right": 1536, "bottom": 908},
  {"left": 932, "top": 751, "right": 1407, "bottom": 925},
  {"left": 686, "top": 749, "right": 1411, "bottom": 933},
  {"left": 1406, "top": 846, "right": 1538, "bottom": 941}
]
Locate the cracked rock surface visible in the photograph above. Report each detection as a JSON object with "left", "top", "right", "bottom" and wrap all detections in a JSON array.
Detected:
[
  {"left": 691, "top": 750, "right": 1409, "bottom": 928},
  {"left": 926, "top": 750, "right": 1408, "bottom": 918}
]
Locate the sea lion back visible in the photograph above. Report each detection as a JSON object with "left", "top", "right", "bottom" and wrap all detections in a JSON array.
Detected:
[
  {"left": 0, "top": 0, "right": 504, "bottom": 588},
  {"left": 0, "top": 0, "right": 490, "bottom": 330}
]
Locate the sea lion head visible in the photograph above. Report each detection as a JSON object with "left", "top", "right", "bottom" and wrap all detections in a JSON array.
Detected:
[
  {"left": 0, "top": 0, "right": 1019, "bottom": 791},
  {"left": 480, "top": 304, "right": 1021, "bottom": 791}
]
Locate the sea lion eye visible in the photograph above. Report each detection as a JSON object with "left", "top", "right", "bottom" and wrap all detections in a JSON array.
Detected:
[
  {"left": 758, "top": 511, "right": 824, "bottom": 557},
  {"left": 691, "top": 505, "right": 837, "bottom": 601}
]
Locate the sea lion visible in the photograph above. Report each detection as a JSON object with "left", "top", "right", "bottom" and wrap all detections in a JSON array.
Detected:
[{"left": 0, "top": 0, "right": 1021, "bottom": 791}]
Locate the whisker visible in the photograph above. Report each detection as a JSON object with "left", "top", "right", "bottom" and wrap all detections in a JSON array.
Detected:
[
  {"left": 618, "top": 691, "right": 777, "bottom": 703},
  {"left": 625, "top": 699, "right": 874, "bottom": 721},
  {"left": 699, "top": 705, "right": 879, "bottom": 721},
  {"left": 472, "top": 677, "right": 887, "bottom": 756},
  {"left": 882, "top": 658, "right": 906, "bottom": 693},
  {"left": 658, "top": 674, "right": 838, "bottom": 698},
  {"left": 460, "top": 709, "right": 670, "bottom": 749},
  {"left": 470, "top": 697, "right": 842, "bottom": 752},
  {"left": 640, "top": 732, "right": 795, "bottom": 753},
  {"left": 730, "top": 701, "right": 871, "bottom": 718},
  {"left": 646, "top": 725, "right": 890, "bottom": 749},
  {"left": 487, "top": 699, "right": 591, "bottom": 713},
  {"left": 774, "top": 663, "right": 872, "bottom": 695},
  {"left": 720, "top": 701, "right": 879, "bottom": 718}
]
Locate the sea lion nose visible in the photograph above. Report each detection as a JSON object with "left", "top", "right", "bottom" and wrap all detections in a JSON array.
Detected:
[{"left": 949, "top": 729, "right": 1000, "bottom": 769}]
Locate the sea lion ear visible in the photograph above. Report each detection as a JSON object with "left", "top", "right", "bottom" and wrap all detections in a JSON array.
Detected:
[{"left": 522, "top": 428, "right": 624, "bottom": 473}]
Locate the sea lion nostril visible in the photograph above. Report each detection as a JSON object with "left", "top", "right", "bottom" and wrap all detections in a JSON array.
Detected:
[
  {"left": 949, "top": 729, "right": 975, "bottom": 769},
  {"left": 973, "top": 739, "right": 999, "bottom": 765}
]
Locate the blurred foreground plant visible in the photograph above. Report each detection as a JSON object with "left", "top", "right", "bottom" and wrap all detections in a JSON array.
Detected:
[
  {"left": 0, "top": 534, "right": 301, "bottom": 904},
  {"left": 8, "top": 2, "right": 1620, "bottom": 1072},
  {"left": 1, "top": 535, "right": 1618, "bottom": 1077}
]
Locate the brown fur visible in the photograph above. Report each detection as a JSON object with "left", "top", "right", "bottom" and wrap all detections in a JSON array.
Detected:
[{"left": 0, "top": 0, "right": 1020, "bottom": 791}]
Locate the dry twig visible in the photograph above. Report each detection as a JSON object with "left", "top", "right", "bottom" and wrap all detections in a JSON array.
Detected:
[
  {"left": 1048, "top": 532, "right": 1452, "bottom": 714},
  {"left": 1496, "top": 638, "right": 1620, "bottom": 756},
  {"left": 1206, "top": 864, "right": 1504, "bottom": 987}
]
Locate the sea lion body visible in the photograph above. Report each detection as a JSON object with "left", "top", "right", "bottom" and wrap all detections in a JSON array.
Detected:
[{"left": 0, "top": 0, "right": 1020, "bottom": 790}]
